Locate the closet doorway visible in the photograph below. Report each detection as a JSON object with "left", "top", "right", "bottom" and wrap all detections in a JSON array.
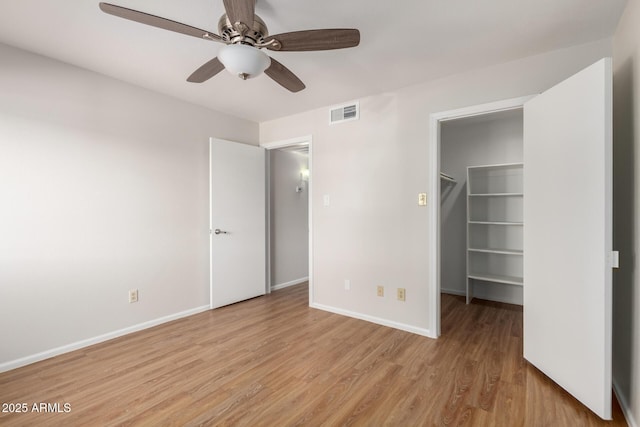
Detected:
[
  {"left": 439, "top": 109, "right": 524, "bottom": 310},
  {"left": 428, "top": 96, "right": 532, "bottom": 337}
]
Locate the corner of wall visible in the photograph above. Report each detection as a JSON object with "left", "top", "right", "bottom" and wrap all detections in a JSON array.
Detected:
[{"left": 612, "top": 0, "right": 640, "bottom": 425}]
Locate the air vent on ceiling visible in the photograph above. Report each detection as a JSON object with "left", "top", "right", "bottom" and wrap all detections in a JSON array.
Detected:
[{"left": 329, "top": 101, "right": 359, "bottom": 125}]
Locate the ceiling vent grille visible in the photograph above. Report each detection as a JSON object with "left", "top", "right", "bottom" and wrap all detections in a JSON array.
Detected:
[{"left": 329, "top": 101, "right": 359, "bottom": 125}]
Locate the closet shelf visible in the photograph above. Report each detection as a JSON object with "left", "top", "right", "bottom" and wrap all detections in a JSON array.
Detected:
[
  {"left": 468, "top": 247, "right": 523, "bottom": 256},
  {"left": 469, "top": 221, "right": 523, "bottom": 226},
  {"left": 469, "top": 193, "right": 523, "bottom": 197},
  {"left": 468, "top": 273, "right": 523, "bottom": 286}
]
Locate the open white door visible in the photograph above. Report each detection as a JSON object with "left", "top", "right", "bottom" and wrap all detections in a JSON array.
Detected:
[
  {"left": 210, "top": 138, "right": 266, "bottom": 309},
  {"left": 523, "top": 58, "right": 613, "bottom": 419}
]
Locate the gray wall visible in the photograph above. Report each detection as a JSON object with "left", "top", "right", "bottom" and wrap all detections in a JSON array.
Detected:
[
  {"left": 269, "top": 149, "right": 309, "bottom": 288},
  {"left": 0, "top": 42, "right": 258, "bottom": 368},
  {"left": 440, "top": 111, "right": 523, "bottom": 303},
  {"left": 612, "top": 0, "right": 640, "bottom": 424}
]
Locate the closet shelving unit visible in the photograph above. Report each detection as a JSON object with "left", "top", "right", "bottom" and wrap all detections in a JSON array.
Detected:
[{"left": 466, "top": 163, "right": 523, "bottom": 303}]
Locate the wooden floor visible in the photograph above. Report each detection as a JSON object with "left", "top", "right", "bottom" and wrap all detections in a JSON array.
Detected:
[{"left": 0, "top": 283, "right": 627, "bottom": 426}]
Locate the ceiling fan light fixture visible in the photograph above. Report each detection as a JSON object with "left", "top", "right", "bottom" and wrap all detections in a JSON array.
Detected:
[
  {"left": 99, "top": 1, "right": 360, "bottom": 91},
  {"left": 218, "top": 44, "right": 271, "bottom": 79}
]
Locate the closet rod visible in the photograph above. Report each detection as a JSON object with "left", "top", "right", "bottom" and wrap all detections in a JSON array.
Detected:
[{"left": 440, "top": 172, "right": 456, "bottom": 183}]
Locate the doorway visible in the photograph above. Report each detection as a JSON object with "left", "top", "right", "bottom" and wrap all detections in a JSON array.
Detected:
[
  {"left": 440, "top": 109, "right": 524, "bottom": 312},
  {"left": 262, "top": 136, "right": 313, "bottom": 301},
  {"left": 428, "top": 96, "right": 533, "bottom": 337}
]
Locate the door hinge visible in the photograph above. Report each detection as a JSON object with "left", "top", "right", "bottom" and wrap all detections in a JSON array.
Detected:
[{"left": 611, "top": 251, "right": 619, "bottom": 269}]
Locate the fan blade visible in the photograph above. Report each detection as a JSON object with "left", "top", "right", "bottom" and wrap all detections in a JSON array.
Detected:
[
  {"left": 264, "top": 29, "right": 360, "bottom": 52},
  {"left": 99, "top": 3, "right": 223, "bottom": 42},
  {"left": 264, "top": 58, "right": 305, "bottom": 93},
  {"left": 223, "top": 0, "right": 255, "bottom": 29},
  {"left": 187, "top": 57, "right": 225, "bottom": 83}
]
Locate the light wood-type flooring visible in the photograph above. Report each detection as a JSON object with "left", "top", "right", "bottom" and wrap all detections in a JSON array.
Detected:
[{"left": 0, "top": 283, "right": 627, "bottom": 426}]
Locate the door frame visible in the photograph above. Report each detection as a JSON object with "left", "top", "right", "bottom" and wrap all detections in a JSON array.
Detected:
[
  {"left": 428, "top": 96, "right": 534, "bottom": 337},
  {"left": 261, "top": 135, "right": 313, "bottom": 305}
]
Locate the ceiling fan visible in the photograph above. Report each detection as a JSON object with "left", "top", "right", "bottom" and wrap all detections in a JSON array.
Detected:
[{"left": 99, "top": 1, "right": 360, "bottom": 92}]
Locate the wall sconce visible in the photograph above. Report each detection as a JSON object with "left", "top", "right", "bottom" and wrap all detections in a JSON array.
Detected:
[{"left": 296, "top": 168, "right": 309, "bottom": 193}]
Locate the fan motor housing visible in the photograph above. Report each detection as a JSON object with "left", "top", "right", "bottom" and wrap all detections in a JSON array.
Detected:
[{"left": 218, "top": 14, "right": 268, "bottom": 46}]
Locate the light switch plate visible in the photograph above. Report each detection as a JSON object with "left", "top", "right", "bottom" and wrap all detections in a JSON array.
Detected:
[
  {"left": 418, "top": 193, "right": 427, "bottom": 206},
  {"left": 611, "top": 251, "right": 619, "bottom": 268},
  {"left": 129, "top": 289, "right": 138, "bottom": 303}
]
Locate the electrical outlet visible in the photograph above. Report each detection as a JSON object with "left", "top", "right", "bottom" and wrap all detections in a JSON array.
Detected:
[
  {"left": 397, "top": 288, "right": 406, "bottom": 302},
  {"left": 129, "top": 289, "right": 138, "bottom": 303},
  {"left": 344, "top": 279, "right": 351, "bottom": 291},
  {"left": 418, "top": 193, "right": 427, "bottom": 206},
  {"left": 377, "top": 285, "right": 384, "bottom": 297}
]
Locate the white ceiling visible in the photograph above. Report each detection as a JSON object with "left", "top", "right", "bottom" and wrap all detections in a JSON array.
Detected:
[{"left": 0, "top": 0, "right": 627, "bottom": 123}]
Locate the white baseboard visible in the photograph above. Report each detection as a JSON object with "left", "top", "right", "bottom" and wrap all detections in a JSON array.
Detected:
[
  {"left": 271, "top": 276, "right": 308, "bottom": 291},
  {"left": 441, "top": 288, "right": 466, "bottom": 296},
  {"left": 310, "top": 302, "right": 435, "bottom": 339},
  {"left": 441, "top": 287, "right": 523, "bottom": 305},
  {"left": 0, "top": 305, "right": 210, "bottom": 373},
  {"left": 613, "top": 379, "right": 638, "bottom": 427},
  {"left": 442, "top": 288, "right": 523, "bottom": 305}
]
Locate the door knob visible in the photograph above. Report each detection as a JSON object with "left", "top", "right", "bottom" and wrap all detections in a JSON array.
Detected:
[{"left": 214, "top": 229, "right": 229, "bottom": 235}]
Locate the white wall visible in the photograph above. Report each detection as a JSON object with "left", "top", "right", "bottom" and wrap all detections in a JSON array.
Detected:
[
  {"left": 440, "top": 111, "right": 523, "bottom": 303},
  {"left": 261, "top": 38, "right": 612, "bottom": 334},
  {"left": 0, "top": 43, "right": 258, "bottom": 369},
  {"left": 269, "top": 149, "right": 309, "bottom": 288},
  {"left": 612, "top": 0, "right": 640, "bottom": 424}
]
